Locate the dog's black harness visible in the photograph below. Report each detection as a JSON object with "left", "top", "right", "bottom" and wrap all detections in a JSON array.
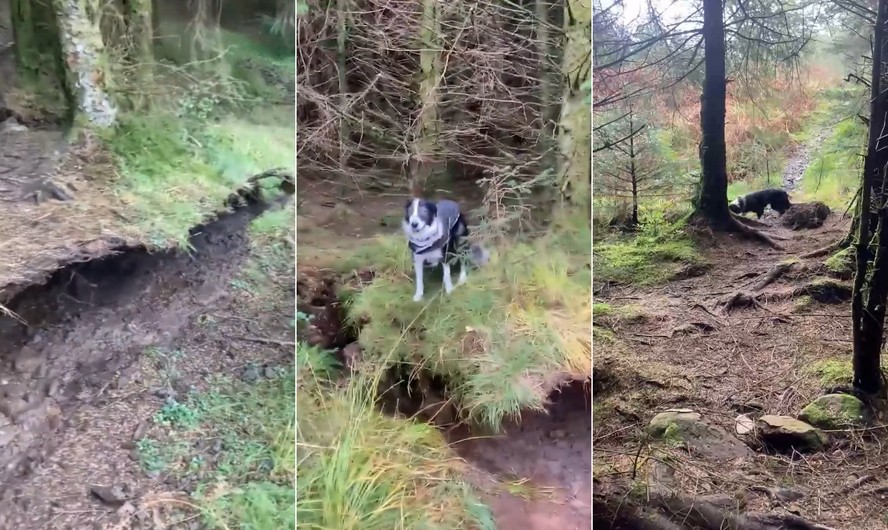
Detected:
[{"left": 408, "top": 200, "right": 465, "bottom": 260}]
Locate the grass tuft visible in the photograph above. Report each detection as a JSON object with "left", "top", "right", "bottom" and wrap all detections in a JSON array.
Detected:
[
  {"left": 594, "top": 219, "right": 701, "bottom": 286},
  {"left": 296, "top": 343, "right": 488, "bottom": 530}
]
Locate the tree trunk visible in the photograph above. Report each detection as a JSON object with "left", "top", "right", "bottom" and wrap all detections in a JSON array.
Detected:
[
  {"left": 628, "top": 107, "right": 639, "bottom": 226},
  {"left": 337, "top": 0, "right": 349, "bottom": 174},
  {"left": 52, "top": 0, "right": 117, "bottom": 127},
  {"left": 408, "top": 0, "right": 442, "bottom": 193},
  {"left": 10, "top": 0, "right": 39, "bottom": 79},
  {"left": 852, "top": 0, "right": 888, "bottom": 395},
  {"left": 555, "top": 0, "right": 591, "bottom": 210},
  {"left": 536, "top": 0, "right": 557, "bottom": 170},
  {"left": 695, "top": 0, "right": 732, "bottom": 228},
  {"left": 122, "top": 0, "right": 154, "bottom": 92}
]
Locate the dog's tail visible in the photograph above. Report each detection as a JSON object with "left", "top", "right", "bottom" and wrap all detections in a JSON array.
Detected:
[{"left": 470, "top": 243, "right": 490, "bottom": 267}]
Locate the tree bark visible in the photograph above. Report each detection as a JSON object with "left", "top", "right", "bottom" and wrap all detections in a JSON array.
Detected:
[
  {"left": 408, "top": 0, "right": 442, "bottom": 192},
  {"left": 556, "top": 0, "right": 591, "bottom": 210},
  {"left": 695, "top": 0, "right": 732, "bottom": 228},
  {"left": 337, "top": 0, "right": 349, "bottom": 173},
  {"left": 536, "top": 0, "right": 557, "bottom": 170},
  {"left": 852, "top": 0, "right": 888, "bottom": 395},
  {"left": 52, "top": 0, "right": 118, "bottom": 127},
  {"left": 122, "top": 0, "right": 154, "bottom": 93}
]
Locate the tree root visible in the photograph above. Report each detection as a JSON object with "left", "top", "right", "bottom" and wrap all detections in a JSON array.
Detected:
[
  {"left": 727, "top": 216, "right": 784, "bottom": 249},
  {"left": 800, "top": 239, "right": 844, "bottom": 259},
  {"left": 719, "top": 291, "right": 765, "bottom": 314},
  {"left": 594, "top": 485, "right": 839, "bottom": 530},
  {"left": 752, "top": 262, "right": 795, "bottom": 291}
]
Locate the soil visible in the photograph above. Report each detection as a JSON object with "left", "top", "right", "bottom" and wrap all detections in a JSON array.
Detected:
[
  {"left": 296, "top": 175, "right": 592, "bottom": 529},
  {"left": 0, "top": 197, "right": 295, "bottom": 529},
  {"left": 593, "top": 169, "right": 888, "bottom": 525}
]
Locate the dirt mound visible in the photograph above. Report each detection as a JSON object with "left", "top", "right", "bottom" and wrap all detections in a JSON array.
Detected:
[{"left": 781, "top": 202, "right": 830, "bottom": 230}]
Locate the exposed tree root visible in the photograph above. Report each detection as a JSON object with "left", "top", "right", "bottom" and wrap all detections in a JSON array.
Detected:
[
  {"left": 727, "top": 216, "right": 784, "bottom": 249},
  {"left": 594, "top": 485, "right": 839, "bottom": 530},
  {"left": 800, "top": 238, "right": 847, "bottom": 259},
  {"left": 718, "top": 291, "right": 765, "bottom": 314},
  {"left": 752, "top": 262, "right": 795, "bottom": 291}
]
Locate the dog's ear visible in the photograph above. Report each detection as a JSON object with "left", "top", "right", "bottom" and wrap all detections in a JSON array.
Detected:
[{"left": 426, "top": 202, "right": 437, "bottom": 217}]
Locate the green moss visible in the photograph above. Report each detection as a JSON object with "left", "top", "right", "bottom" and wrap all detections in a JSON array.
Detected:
[
  {"left": 792, "top": 295, "right": 815, "bottom": 313},
  {"left": 799, "top": 394, "right": 869, "bottom": 429},
  {"left": 825, "top": 247, "right": 854, "bottom": 276},
  {"left": 805, "top": 359, "right": 852, "bottom": 387},
  {"left": 595, "top": 218, "right": 701, "bottom": 286},
  {"left": 593, "top": 303, "right": 613, "bottom": 318}
]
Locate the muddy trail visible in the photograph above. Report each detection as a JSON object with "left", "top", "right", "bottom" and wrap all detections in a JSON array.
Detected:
[
  {"left": 782, "top": 128, "right": 830, "bottom": 192},
  {"left": 592, "top": 200, "right": 888, "bottom": 527},
  {"left": 296, "top": 178, "right": 592, "bottom": 530},
  {"left": 0, "top": 196, "right": 294, "bottom": 529}
]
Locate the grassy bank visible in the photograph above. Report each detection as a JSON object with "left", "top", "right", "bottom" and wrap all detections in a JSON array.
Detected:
[
  {"left": 295, "top": 344, "right": 494, "bottom": 530},
  {"left": 339, "top": 215, "right": 591, "bottom": 430}
]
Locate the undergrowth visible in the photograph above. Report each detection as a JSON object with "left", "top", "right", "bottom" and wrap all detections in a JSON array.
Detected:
[
  {"left": 342, "top": 215, "right": 591, "bottom": 430},
  {"left": 295, "top": 344, "right": 493, "bottom": 530},
  {"left": 103, "top": 27, "right": 295, "bottom": 247},
  {"left": 594, "top": 216, "right": 701, "bottom": 286}
]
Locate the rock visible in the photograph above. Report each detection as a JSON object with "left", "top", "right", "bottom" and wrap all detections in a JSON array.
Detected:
[
  {"left": 800, "top": 278, "right": 852, "bottom": 304},
  {"left": 151, "top": 387, "right": 178, "bottom": 401},
  {"left": 671, "top": 263, "right": 711, "bottom": 280},
  {"left": 771, "top": 487, "right": 805, "bottom": 502},
  {"left": 781, "top": 202, "right": 830, "bottom": 230},
  {"left": 90, "top": 484, "right": 132, "bottom": 506},
  {"left": 241, "top": 366, "right": 260, "bottom": 383},
  {"left": 672, "top": 322, "right": 715, "bottom": 335},
  {"left": 798, "top": 394, "right": 871, "bottom": 429},
  {"left": 0, "top": 117, "right": 27, "bottom": 133},
  {"left": 549, "top": 428, "right": 567, "bottom": 439},
  {"left": 647, "top": 409, "right": 751, "bottom": 460},
  {"left": 756, "top": 415, "right": 827, "bottom": 452},
  {"left": 735, "top": 414, "right": 755, "bottom": 435},
  {"left": 263, "top": 366, "right": 277, "bottom": 379}
]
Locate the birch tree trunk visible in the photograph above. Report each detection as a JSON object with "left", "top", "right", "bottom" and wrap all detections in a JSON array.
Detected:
[
  {"left": 556, "top": 0, "right": 591, "bottom": 209},
  {"left": 52, "top": 0, "right": 117, "bottom": 126}
]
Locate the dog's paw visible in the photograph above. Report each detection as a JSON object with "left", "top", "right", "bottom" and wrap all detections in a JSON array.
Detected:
[
  {"left": 444, "top": 284, "right": 454, "bottom": 295},
  {"left": 413, "top": 293, "right": 423, "bottom": 302}
]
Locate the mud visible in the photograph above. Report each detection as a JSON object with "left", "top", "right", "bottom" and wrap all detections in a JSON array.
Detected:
[
  {"left": 0, "top": 197, "right": 288, "bottom": 528},
  {"left": 450, "top": 380, "right": 592, "bottom": 530}
]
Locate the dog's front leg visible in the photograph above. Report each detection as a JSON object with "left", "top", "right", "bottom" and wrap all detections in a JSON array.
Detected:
[
  {"left": 442, "top": 262, "right": 454, "bottom": 294},
  {"left": 413, "top": 256, "right": 425, "bottom": 302}
]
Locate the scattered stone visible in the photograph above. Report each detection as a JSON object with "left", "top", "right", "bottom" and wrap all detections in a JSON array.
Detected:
[
  {"left": 798, "top": 393, "right": 871, "bottom": 429},
  {"left": 771, "top": 487, "right": 805, "bottom": 502},
  {"left": 647, "top": 409, "right": 751, "bottom": 460},
  {"left": 132, "top": 421, "right": 148, "bottom": 441},
  {"left": 549, "top": 428, "right": 567, "bottom": 439},
  {"left": 671, "top": 263, "right": 711, "bottom": 280},
  {"left": 151, "top": 387, "right": 178, "bottom": 401},
  {"left": 781, "top": 202, "right": 830, "bottom": 230},
  {"left": 672, "top": 321, "right": 715, "bottom": 335},
  {"left": 0, "top": 428, "right": 17, "bottom": 448},
  {"left": 756, "top": 415, "right": 827, "bottom": 452},
  {"left": 735, "top": 414, "right": 755, "bottom": 435},
  {"left": 263, "top": 366, "right": 277, "bottom": 379},
  {"left": 90, "top": 484, "right": 132, "bottom": 506},
  {"left": 241, "top": 365, "right": 260, "bottom": 383}
]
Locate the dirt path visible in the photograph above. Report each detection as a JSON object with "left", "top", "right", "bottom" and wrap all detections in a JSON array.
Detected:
[
  {"left": 783, "top": 128, "right": 830, "bottom": 192},
  {"left": 296, "top": 177, "right": 591, "bottom": 530},
  {"left": 591, "top": 205, "right": 888, "bottom": 526},
  {"left": 0, "top": 198, "right": 294, "bottom": 529}
]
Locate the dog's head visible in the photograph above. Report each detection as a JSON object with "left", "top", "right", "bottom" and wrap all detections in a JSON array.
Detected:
[
  {"left": 403, "top": 198, "right": 437, "bottom": 234},
  {"left": 728, "top": 196, "right": 743, "bottom": 214}
]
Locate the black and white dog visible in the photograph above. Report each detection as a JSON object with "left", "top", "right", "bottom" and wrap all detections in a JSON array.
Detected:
[
  {"left": 729, "top": 188, "right": 792, "bottom": 219},
  {"left": 402, "top": 197, "right": 488, "bottom": 302}
]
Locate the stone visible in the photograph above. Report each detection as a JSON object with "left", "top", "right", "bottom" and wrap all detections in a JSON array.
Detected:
[
  {"left": 241, "top": 366, "right": 260, "bottom": 383},
  {"left": 798, "top": 394, "right": 871, "bottom": 430},
  {"left": 647, "top": 410, "right": 751, "bottom": 460},
  {"left": 90, "top": 484, "right": 132, "bottom": 506},
  {"left": 756, "top": 415, "right": 827, "bottom": 452},
  {"left": 341, "top": 342, "right": 363, "bottom": 372},
  {"left": 735, "top": 414, "right": 755, "bottom": 435},
  {"left": 12, "top": 347, "right": 45, "bottom": 375}
]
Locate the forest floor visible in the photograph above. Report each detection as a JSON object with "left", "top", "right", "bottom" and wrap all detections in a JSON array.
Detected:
[
  {"left": 592, "top": 120, "right": 888, "bottom": 527},
  {"left": 0, "top": 8, "right": 297, "bottom": 529},
  {"left": 295, "top": 177, "right": 591, "bottom": 530}
]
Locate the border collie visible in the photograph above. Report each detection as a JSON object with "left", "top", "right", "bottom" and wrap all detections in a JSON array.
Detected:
[
  {"left": 729, "top": 188, "right": 792, "bottom": 219},
  {"left": 402, "top": 198, "right": 488, "bottom": 302}
]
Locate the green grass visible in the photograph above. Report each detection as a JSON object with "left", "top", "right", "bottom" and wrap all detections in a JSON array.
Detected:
[
  {"left": 806, "top": 358, "right": 852, "bottom": 387},
  {"left": 240, "top": 203, "right": 296, "bottom": 298},
  {"left": 296, "top": 344, "right": 494, "bottom": 530},
  {"left": 136, "top": 371, "right": 296, "bottom": 529},
  {"left": 344, "top": 218, "right": 591, "bottom": 430},
  {"left": 594, "top": 218, "right": 701, "bottom": 286},
  {"left": 100, "top": 29, "right": 295, "bottom": 248}
]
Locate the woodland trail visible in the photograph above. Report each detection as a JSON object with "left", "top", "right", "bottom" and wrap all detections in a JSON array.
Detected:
[{"left": 593, "top": 174, "right": 886, "bottom": 525}]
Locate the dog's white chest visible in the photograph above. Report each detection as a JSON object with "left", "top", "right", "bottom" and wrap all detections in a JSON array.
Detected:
[{"left": 417, "top": 248, "right": 443, "bottom": 266}]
